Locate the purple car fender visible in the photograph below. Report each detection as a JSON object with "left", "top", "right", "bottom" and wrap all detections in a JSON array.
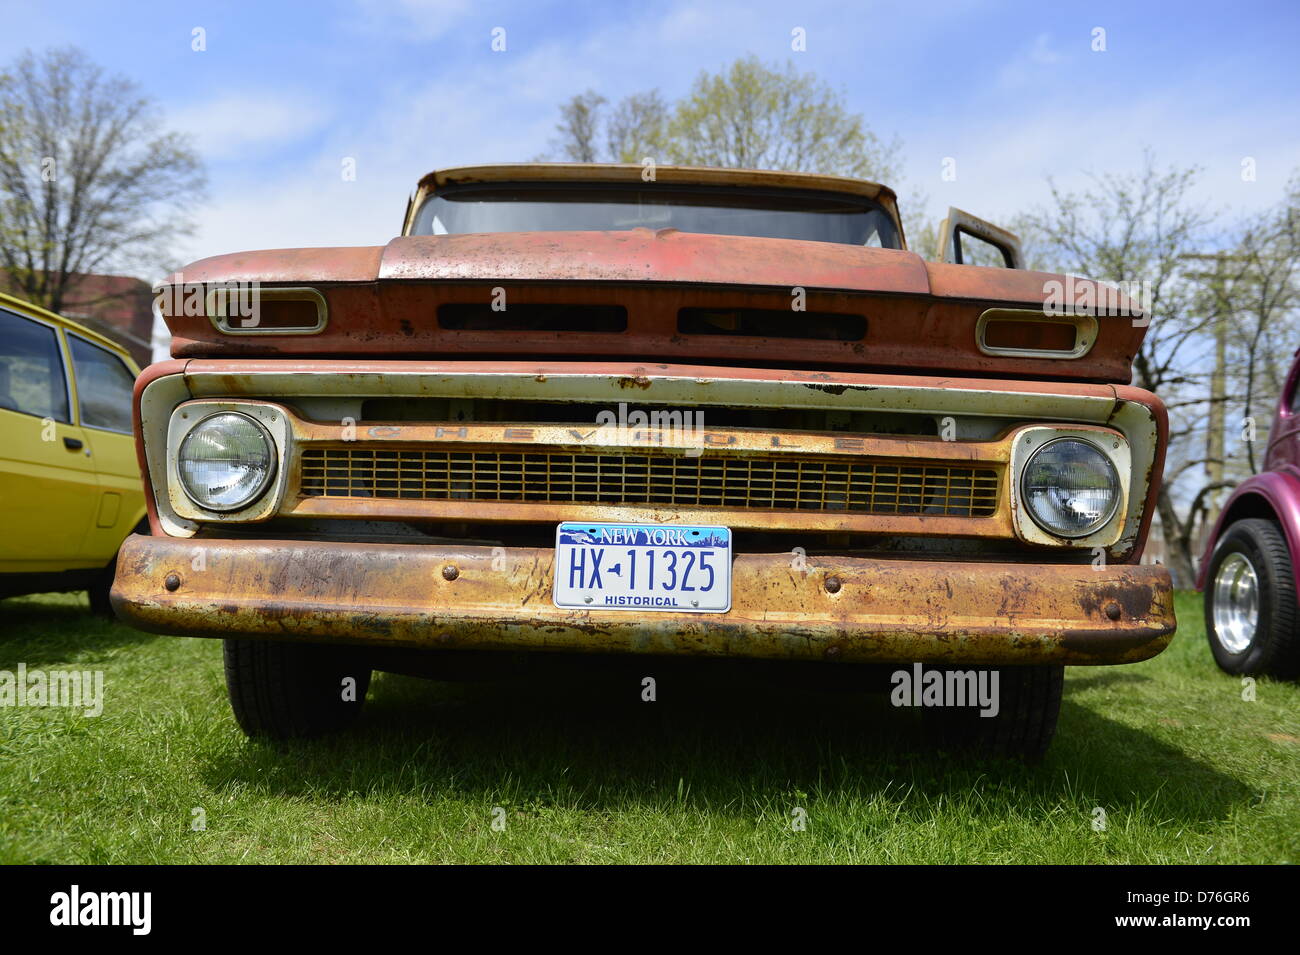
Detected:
[{"left": 1196, "top": 469, "right": 1300, "bottom": 595}]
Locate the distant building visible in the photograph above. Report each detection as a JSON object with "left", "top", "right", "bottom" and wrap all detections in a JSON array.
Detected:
[{"left": 56, "top": 274, "right": 155, "bottom": 367}]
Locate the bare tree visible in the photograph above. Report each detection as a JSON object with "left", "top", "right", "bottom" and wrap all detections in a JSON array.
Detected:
[
  {"left": 0, "top": 47, "right": 205, "bottom": 313},
  {"left": 1218, "top": 175, "right": 1300, "bottom": 474}
]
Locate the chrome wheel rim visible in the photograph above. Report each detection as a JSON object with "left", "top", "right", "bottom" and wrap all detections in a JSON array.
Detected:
[{"left": 1212, "top": 552, "right": 1259, "bottom": 654}]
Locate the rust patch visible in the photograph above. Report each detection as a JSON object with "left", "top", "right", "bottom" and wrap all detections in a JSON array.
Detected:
[{"left": 1078, "top": 580, "right": 1156, "bottom": 620}]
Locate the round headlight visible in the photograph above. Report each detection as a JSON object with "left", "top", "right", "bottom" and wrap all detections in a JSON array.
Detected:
[
  {"left": 178, "top": 412, "right": 276, "bottom": 512},
  {"left": 1020, "top": 437, "right": 1120, "bottom": 538}
]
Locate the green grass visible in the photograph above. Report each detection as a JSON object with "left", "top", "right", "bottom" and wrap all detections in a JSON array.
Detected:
[{"left": 1, "top": 590, "right": 1296, "bottom": 864}]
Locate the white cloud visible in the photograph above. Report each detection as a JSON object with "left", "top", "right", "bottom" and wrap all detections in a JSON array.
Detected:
[
  {"left": 1028, "top": 33, "right": 1063, "bottom": 66},
  {"left": 997, "top": 33, "right": 1068, "bottom": 89},
  {"left": 174, "top": 92, "right": 330, "bottom": 161}
]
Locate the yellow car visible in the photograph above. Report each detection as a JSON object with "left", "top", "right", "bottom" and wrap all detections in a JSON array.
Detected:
[{"left": 0, "top": 291, "right": 146, "bottom": 613}]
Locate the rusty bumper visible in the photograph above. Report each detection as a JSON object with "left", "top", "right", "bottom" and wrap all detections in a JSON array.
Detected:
[{"left": 111, "top": 535, "right": 1176, "bottom": 665}]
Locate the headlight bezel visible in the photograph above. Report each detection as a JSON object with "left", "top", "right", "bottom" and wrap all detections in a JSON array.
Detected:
[
  {"left": 177, "top": 411, "right": 278, "bottom": 513},
  {"left": 165, "top": 400, "right": 289, "bottom": 523},
  {"left": 1011, "top": 426, "right": 1131, "bottom": 548}
]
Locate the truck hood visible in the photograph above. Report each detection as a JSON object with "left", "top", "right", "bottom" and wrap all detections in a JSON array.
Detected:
[
  {"left": 174, "top": 229, "right": 1074, "bottom": 302},
  {"left": 161, "top": 230, "right": 1146, "bottom": 383}
]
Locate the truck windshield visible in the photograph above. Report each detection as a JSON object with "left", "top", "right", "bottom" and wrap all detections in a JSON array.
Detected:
[{"left": 411, "top": 183, "right": 901, "bottom": 248}]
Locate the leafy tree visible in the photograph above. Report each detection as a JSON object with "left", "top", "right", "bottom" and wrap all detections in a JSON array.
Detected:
[
  {"left": 662, "top": 57, "right": 899, "bottom": 181},
  {"left": 546, "top": 56, "right": 901, "bottom": 185},
  {"left": 605, "top": 90, "right": 668, "bottom": 165},
  {"left": 548, "top": 90, "right": 606, "bottom": 163}
]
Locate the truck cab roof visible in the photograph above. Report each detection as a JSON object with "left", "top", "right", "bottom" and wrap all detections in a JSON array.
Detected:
[{"left": 403, "top": 163, "right": 905, "bottom": 248}]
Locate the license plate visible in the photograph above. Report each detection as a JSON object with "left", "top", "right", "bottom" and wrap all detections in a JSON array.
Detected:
[{"left": 553, "top": 522, "right": 732, "bottom": 613}]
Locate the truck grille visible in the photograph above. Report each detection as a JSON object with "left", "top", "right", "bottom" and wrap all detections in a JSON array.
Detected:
[{"left": 298, "top": 446, "right": 1000, "bottom": 516}]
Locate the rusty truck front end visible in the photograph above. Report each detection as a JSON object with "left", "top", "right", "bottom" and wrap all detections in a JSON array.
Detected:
[
  {"left": 113, "top": 164, "right": 1175, "bottom": 752},
  {"left": 117, "top": 359, "right": 1173, "bottom": 665}
]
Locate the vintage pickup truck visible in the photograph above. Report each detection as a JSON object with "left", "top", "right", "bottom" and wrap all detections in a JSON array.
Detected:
[{"left": 112, "top": 164, "right": 1175, "bottom": 759}]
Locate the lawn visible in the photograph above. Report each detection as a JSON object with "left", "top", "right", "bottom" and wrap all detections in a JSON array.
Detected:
[{"left": 1, "top": 590, "right": 1296, "bottom": 864}]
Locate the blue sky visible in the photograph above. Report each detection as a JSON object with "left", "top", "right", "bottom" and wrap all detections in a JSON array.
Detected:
[{"left": 2, "top": 0, "right": 1298, "bottom": 270}]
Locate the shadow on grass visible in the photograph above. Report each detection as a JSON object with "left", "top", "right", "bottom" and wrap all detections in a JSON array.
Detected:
[
  {"left": 200, "top": 661, "right": 1255, "bottom": 826},
  {"left": 1062, "top": 670, "right": 1152, "bottom": 692},
  {"left": 0, "top": 594, "right": 157, "bottom": 667}
]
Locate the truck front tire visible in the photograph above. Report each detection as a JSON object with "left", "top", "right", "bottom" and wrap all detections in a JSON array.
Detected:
[
  {"left": 922, "top": 664, "right": 1064, "bottom": 762},
  {"left": 223, "top": 639, "right": 372, "bottom": 739}
]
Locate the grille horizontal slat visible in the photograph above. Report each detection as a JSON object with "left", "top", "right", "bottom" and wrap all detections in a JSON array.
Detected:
[{"left": 298, "top": 446, "right": 999, "bottom": 517}]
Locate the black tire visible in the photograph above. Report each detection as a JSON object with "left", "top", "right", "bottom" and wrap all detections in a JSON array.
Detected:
[
  {"left": 1203, "top": 518, "right": 1300, "bottom": 679},
  {"left": 87, "top": 562, "right": 115, "bottom": 617},
  {"left": 922, "top": 664, "right": 1063, "bottom": 762},
  {"left": 223, "top": 639, "right": 372, "bottom": 739}
]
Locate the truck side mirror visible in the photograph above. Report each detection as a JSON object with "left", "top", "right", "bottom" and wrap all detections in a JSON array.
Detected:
[{"left": 936, "top": 207, "right": 1024, "bottom": 269}]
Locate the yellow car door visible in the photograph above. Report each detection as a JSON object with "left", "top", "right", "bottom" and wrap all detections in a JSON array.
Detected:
[
  {"left": 0, "top": 306, "right": 100, "bottom": 573},
  {"left": 65, "top": 332, "right": 145, "bottom": 563}
]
